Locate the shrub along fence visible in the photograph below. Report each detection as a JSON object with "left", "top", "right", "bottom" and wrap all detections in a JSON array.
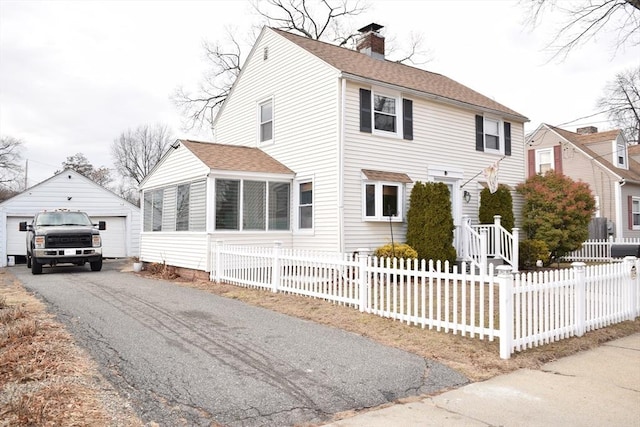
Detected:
[{"left": 210, "top": 241, "right": 640, "bottom": 359}]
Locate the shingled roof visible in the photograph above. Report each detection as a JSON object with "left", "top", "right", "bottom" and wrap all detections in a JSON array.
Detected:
[
  {"left": 181, "top": 140, "right": 293, "bottom": 175},
  {"left": 273, "top": 28, "right": 528, "bottom": 122},
  {"left": 546, "top": 125, "right": 640, "bottom": 183}
]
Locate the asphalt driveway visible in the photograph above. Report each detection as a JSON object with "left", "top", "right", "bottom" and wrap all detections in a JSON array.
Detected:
[{"left": 10, "top": 259, "right": 468, "bottom": 426}]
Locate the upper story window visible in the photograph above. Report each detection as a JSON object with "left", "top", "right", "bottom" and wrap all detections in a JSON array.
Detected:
[
  {"left": 259, "top": 99, "right": 273, "bottom": 143},
  {"left": 616, "top": 140, "right": 628, "bottom": 168},
  {"left": 359, "top": 88, "right": 413, "bottom": 140},
  {"left": 536, "top": 148, "right": 554, "bottom": 174},
  {"left": 475, "top": 115, "right": 511, "bottom": 156},
  {"left": 361, "top": 169, "right": 411, "bottom": 222},
  {"left": 374, "top": 94, "right": 397, "bottom": 133}
]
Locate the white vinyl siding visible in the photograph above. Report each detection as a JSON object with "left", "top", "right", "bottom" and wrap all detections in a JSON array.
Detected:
[
  {"left": 342, "top": 81, "right": 526, "bottom": 252},
  {"left": 213, "top": 29, "right": 341, "bottom": 251}
]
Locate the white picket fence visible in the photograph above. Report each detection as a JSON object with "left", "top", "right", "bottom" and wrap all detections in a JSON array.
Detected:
[
  {"left": 210, "top": 241, "right": 640, "bottom": 359},
  {"left": 561, "top": 238, "right": 640, "bottom": 262}
]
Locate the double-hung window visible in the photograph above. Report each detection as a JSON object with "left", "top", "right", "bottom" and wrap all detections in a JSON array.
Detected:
[
  {"left": 475, "top": 115, "right": 511, "bottom": 156},
  {"left": 536, "top": 148, "right": 553, "bottom": 174},
  {"left": 259, "top": 99, "right": 273, "bottom": 143},
  {"left": 298, "top": 181, "right": 313, "bottom": 229},
  {"left": 373, "top": 94, "right": 397, "bottom": 133},
  {"left": 362, "top": 170, "right": 411, "bottom": 222},
  {"left": 632, "top": 197, "right": 640, "bottom": 230},
  {"left": 616, "top": 140, "right": 628, "bottom": 168},
  {"left": 359, "top": 88, "right": 413, "bottom": 140}
]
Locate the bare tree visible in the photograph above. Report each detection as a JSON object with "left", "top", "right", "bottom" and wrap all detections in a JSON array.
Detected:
[
  {"left": 173, "top": 0, "right": 431, "bottom": 133},
  {"left": 0, "top": 136, "right": 24, "bottom": 188},
  {"left": 524, "top": 0, "right": 640, "bottom": 60},
  {"left": 598, "top": 66, "right": 640, "bottom": 144},
  {"left": 111, "top": 124, "right": 173, "bottom": 186},
  {"left": 58, "top": 153, "right": 113, "bottom": 187}
]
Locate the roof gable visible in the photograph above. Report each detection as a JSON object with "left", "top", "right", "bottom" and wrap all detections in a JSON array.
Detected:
[
  {"left": 542, "top": 124, "right": 640, "bottom": 183},
  {"left": 181, "top": 140, "right": 294, "bottom": 175},
  {"left": 272, "top": 28, "right": 527, "bottom": 121},
  {"left": 0, "top": 168, "right": 139, "bottom": 209}
]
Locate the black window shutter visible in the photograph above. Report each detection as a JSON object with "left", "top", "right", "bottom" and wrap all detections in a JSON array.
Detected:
[
  {"left": 504, "top": 122, "right": 511, "bottom": 156},
  {"left": 475, "top": 115, "right": 484, "bottom": 152},
  {"left": 359, "top": 89, "right": 372, "bottom": 133},
  {"left": 403, "top": 99, "right": 413, "bottom": 140}
]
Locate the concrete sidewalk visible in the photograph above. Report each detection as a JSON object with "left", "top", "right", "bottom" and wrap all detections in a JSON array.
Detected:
[{"left": 325, "top": 333, "right": 640, "bottom": 427}]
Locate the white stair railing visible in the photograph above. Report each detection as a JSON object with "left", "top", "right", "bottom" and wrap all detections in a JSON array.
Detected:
[
  {"left": 468, "top": 215, "right": 519, "bottom": 273},
  {"left": 461, "top": 215, "right": 487, "bottom": 273}
]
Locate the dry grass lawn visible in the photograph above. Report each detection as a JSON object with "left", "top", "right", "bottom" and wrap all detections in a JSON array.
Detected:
[{"left": 1, "top": 263, "right": 638, "bottom": 426}]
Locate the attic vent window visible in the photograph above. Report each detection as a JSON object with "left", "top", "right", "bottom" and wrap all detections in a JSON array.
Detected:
[{"left": 263, "top": 46, "right": 269, "bottom": 60}]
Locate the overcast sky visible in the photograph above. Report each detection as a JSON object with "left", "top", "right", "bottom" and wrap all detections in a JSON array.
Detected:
[{"left": 1, "top": 0, "right": 638, "bottom": 187}]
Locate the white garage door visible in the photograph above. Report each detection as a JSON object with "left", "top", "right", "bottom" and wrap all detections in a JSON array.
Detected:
[
  {"left": 6, "top": 217, "right": 31, "bottom": 256},
  {"left": 92, "top": 216, "right": 127, "bottom": 258}
]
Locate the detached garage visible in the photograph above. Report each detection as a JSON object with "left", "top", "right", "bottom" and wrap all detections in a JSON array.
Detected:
[{"left": 0, "top": 168, "right": 140, "bottom": 267}]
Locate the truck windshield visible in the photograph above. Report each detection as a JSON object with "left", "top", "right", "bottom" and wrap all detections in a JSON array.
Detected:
[{"left": 36, "top": 212, "right": 93, "bottom": 227}]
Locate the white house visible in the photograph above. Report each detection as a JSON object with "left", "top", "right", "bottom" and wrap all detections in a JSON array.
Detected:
[
  {"left": 0, "top": 169, "right": 140, "bottom": 267},
  {"left": 526, "top": 124, "right": 640, "bottom": 239},
  {"left": 139, "top": 24, "right": 528, "bottom": 272}
]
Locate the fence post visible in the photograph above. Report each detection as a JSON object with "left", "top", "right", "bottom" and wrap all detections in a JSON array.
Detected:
[
  {"left": 493, "top": 215, "right": 501, "bottom": 258},
  {"left": 497, "top": 265, "right": 513, "bottom": 359},
  {"left": 512, "top": 228, "right": 519, "bottom": 273},
  {"left": 480, "top": 229, "right": 488, "bottom": 275},
  {"left": 624, "top": 256, "right": 638, "bottom": 319},
  {"left": 272, "top": 241, "right": 282, "bottom": 293},
  {"left": 214, "top": 240, "right": 223, "bottom": 283},
  {"left": 358, "top": 252, "right": 368, "bottom": 312},
  {"left": 572, "top": 262, "right": 586, "bottom": 337}
]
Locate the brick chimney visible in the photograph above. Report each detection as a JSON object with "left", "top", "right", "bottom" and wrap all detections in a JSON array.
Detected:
[
  {"left": 356, "top": 23, "right": 385, "bottom": 60},
  {"left": 577, "top": 126, "right": 598, "bottom": 134}
]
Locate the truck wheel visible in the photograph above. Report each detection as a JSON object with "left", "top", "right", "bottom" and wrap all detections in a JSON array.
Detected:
[
  {"left": 90, "top": 259, "right": 103, "bottom": 271},
  {"left": 31, "top": 260, "right": 42, "bottom": 275}
]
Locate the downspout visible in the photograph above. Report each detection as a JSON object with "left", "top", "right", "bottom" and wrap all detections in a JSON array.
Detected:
[
  {"left": 338, "top": 77, "right": 346, "bottom": 252},
  {"left": 615, "top": 179, "right": 625, "bottom": 240}
]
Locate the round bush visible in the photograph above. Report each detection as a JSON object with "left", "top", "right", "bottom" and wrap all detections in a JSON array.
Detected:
[{"left": 374, "top": 243, "right": 418, "bottom": 260}]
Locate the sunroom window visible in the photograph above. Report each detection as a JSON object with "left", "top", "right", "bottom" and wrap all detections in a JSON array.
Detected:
[{"left": 215, "top": 178, "right": 290, "bottom": 231}]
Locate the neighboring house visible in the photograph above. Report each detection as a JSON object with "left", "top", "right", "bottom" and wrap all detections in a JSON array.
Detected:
[
  {"left": 0, "top": 168, "right": 141, "bottom": 267},
  {"left": 525, "top": 124, "right": 640, "bottom": 239},
  {"left": 140, "top": 24, "right": 528, "bottom": 272}
]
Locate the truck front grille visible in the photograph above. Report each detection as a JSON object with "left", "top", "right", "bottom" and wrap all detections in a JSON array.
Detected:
[{"left": 46, "top": 234, "right": 93, "bottom": 248}]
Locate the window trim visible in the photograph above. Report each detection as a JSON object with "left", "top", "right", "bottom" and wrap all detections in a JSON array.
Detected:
[
  {"left": 535, "top": 148, "right": 554, "bottom": 175},
  {"left": 360, "top": 87, "right": 411, "bottom": 139},
  {"left": 295, "top": 177, "right": 314, "bottom": 233},
  {"left": 483, "top": 116, "right": 502, "bottom": 154},
  {"left": 615, "top": 139, "right": 628, "bottom": 169},
  {"left": 632, "top": 196, "right": 640, "bottom": 231},
  {"left": 258, "top": 97, "right": 274, "bottom": 145},
  {"left": 362, "top": 180, "right": 404, "bottom": 222}
]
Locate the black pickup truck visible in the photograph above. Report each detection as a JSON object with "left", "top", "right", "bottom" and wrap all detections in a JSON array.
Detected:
[{"left": 19, "top": 210, "right": 106, "bottom": 275}]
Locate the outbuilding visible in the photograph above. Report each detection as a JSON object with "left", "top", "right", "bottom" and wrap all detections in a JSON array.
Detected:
[{"left": 0, "top": 169, "right": 140, "bottom": 267}]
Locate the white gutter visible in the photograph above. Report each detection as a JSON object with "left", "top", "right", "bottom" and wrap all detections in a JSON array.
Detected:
[{"left": 340, "top": 72, "right": 529, "bottom": 123}]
